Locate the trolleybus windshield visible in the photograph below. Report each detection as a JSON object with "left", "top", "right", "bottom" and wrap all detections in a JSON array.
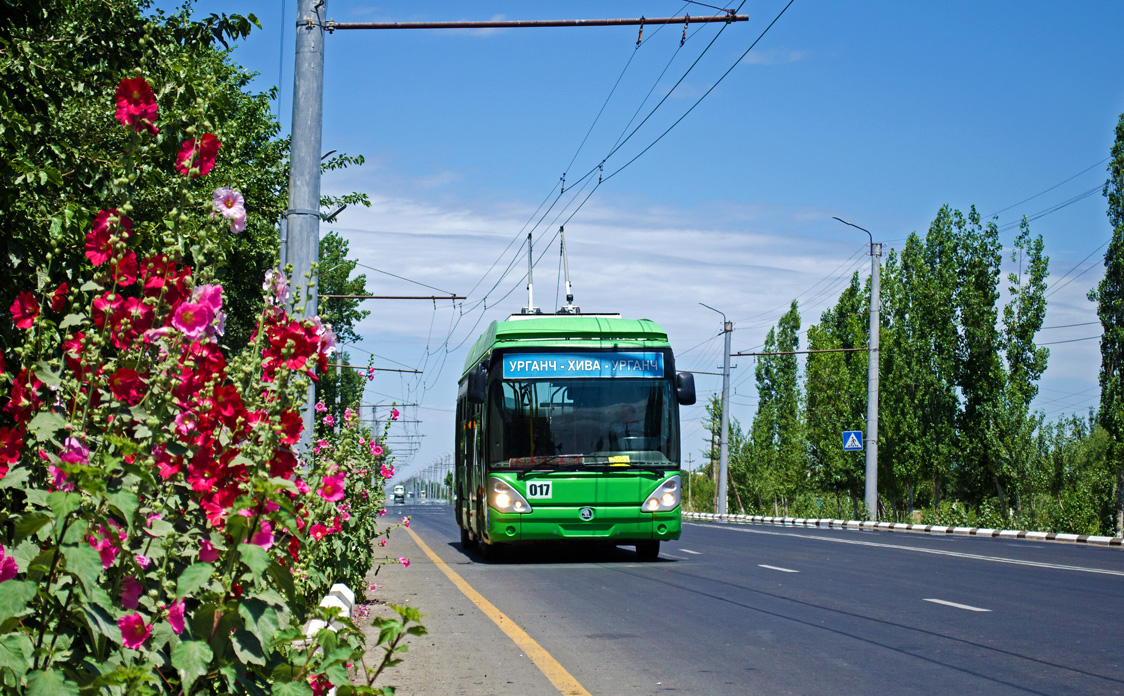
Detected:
[{"left": 486, "top": 377, "right": 678, "bottom": 469}]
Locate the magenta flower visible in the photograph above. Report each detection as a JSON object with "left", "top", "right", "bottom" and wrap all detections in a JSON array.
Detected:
[
  {"left": 295, "top": 479, "right": 311, "bottom": 495},
  {"left": 370, "top": 443, "right": 384, "bottom": 457},
  {"left": 171, "top": 302, "right": 213, "bottom": 339},
  {"left": 59, "top": 437, "right": 90, "bottom": 466},
  {"left": 135, "top": 554, "right": 150, "bottom": 569},
  {"left": 391, "top": 408, "right": 400, "bottom": 421},
  {"left": 399, "top": 557, "right": 410, "bottom": 568},
  {"left": 198, "top": 539, "right": 219, "bottom": 563},
  {"left": 318, "top": 473, "right": 346, "bottom": 502},
  {"left": 49, "top": 464, "right": 75, "bottom": 492},
  {"left": 323, "top": 414, "right": 335, "bottom": 427},
  {"left": 167, "top": 597, "right": 186, "bottom": 635},
  {"left": 121, "top": 576, "right": 143, "bottom": 609},
  {"left": 118, "top": 613, "right": 152, "bottom": 649},
  {"left": 263, "top": 268, "right": 291, "bottom": 306},
  {"left": 310, "top": 523, "right": 329, "bottom": 540},
  {"left": 402, "top": 516, "right": 410, "bottom": 528},
  {"left": 378, "top": 539, "right": 386, "bottom": 547},
  {"left": 0, "top": 544, "right": 18, "bottom": 583},
  {"left": 315, "top": 401, "right": 327, "bottom": 413},
  {"left": 175, "top": 134, "right": 220, "bottom": 178},
  {"left": 251, "top": 520, "right": 275, "bottom": 550},
  {"left": 212, "top": 187, "right": 245, "bottom": 219}
]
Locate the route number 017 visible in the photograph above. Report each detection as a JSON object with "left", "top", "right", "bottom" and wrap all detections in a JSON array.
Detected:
[{"left": 526, "top": 482, "right": 552, "bottom": 499}]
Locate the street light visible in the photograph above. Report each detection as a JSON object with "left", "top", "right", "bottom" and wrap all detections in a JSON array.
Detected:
[
  {"left": 699, "top": 303, "right": 732, "bottom": 516},
  {"left": 832, "top": 217, "right": 882, "bottom": 521}
]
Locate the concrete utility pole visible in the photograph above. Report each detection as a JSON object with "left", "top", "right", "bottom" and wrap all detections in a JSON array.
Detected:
[
  {"left": 701, "top": 303, "right": 732, "bottom": 516},
  {"left": 289, "top": 0, "right": 327, "bottom": 447},
  {"left": 834, "top": 218, "right": 881, "bottom": 521}
]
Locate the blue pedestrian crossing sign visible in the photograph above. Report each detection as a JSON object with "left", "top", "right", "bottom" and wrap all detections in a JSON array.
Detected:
[{"left": 842, "top": 430, "right": 864, "bottom": 451}]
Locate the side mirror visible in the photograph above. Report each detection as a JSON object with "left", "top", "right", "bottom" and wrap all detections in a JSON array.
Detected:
[
  {"left": 676, "top": 372, "right": 696, "bottom": 406},
  {"left": 467, "top": 366, "right": 487, "bottom": 404}
]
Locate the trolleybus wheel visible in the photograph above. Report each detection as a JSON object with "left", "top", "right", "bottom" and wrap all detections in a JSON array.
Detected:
[
  {"left": 635, "top": 541, "right": 660, "bottom": 561},
  {"left": 460, "top": 526, "right": 476, "bottom": 550}
]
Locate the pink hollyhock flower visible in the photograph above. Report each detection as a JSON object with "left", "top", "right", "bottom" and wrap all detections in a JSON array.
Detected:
[
  {"left": 171, "top": 302, "right": 213, "bottom": 339},
  {"left": 10, "top": 291, "right": 39, "bottom": 330},
  {"left": 318, "top": 473, "right": 346, "bottom": 502},
  {"left": 114, "top": 77, "right": 159, "bottom": 135},
  {"left": 323, "top": 414, "right": 335, "bottom": 427},
  {"left": 344, "top": 407, "right": 354, "bottom": 422},
  {"left": 402, "top": 517, "right": 410, "bottom": 528},
  {"left": 295, "top": 479, "right": 311, "bottom": 495},
  {"left": 135, "top": 554, "right": 150, "bottom": 569},
  {"left": 378, "top": 539, "right": 386, "bottom": 547},
  {"left": 315, "top": 401, "right": 327, "bottom": 413},
  {"left": 118, "top": 613, "right": 152, "bottom": 649},
  {"left": 399, "top": 557, "right": 410, "bottom": 568},
  {"left": 251, "top": 520, "right": 275, "bottom": 550},
  {"left": 310, "top": 523, "right": 328, "bottom": 540},
  {"left": 230, "top": 212, "right": 246, "bottom": 233},
  {"left": 212, "top": 187, "right": 245, "bottom": 220},
  {"left": 0, "top": 543, "right": 18, "bottom": 583},
  {"left": 198, "top": 539, "right": 220, "bottom": 563},
  {"left": 49, "top": 465, "right": 74, "bottom": 492},
  {"left": 366, "top": 367, "right": 376, "bottom": 381},
  {"left": 368, "top": 583, "right": 378, "bottom": 592},
  {"left": 167, "top": 597, "right": 186, "bottom": 635},
  {"left": 380, "top": 464, "right": 394, "bottom": 479},
  {"left": 370, "top": 443, "right": 384, "bottom": 457},
  {"left": 263, "top": 268, "right": 291, "bottom": 305},
  {"left": 378, "top": 508, "right": 386, "bottom": 517},
  {"left": 59, "top": 437, "right": 89, "bottom": 466},
  {"left": 175, "top": 133, "right": 221, "bottom": 178},
  {"left": 391, "top": 408, "right": 400, "bottom": 421},
  {"left": 121, "top": 576, "right": 143, "bottom": 609}
]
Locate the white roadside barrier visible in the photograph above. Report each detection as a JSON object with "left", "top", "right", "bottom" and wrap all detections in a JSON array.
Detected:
[{"left": 681, "top": 512, "right": 1123, "bottom": 547}]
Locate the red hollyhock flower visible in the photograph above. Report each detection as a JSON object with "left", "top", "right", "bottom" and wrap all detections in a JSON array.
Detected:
[
  {"left": 269, "top": 448, "right": 297, "bottom": 479},
  {"left": 108, "top": 367, "right": 146, "bottom": 406},
  {"left": 117, "top": 613, "right": 152, "bottom": 650},
  {"left": 114, "top": 77, "right": 159, "bottom": 135},
  {"left": 140, "top": 255, "right": 192, "bottom": 307},
  {"left": 50, "top": 283, "right": 69, "bottom": 313},
  {"left": 5, "top": 370, "right": 43, "bottom": 423},
  {"left": 278, "top": 409, "right": 303, "bottom": 445},
  {"left": 0, "top": 427, "right": 22, "bottom": 479},
  {"left": 10, "top": 292, "right": 39, "bottom": 330},
  {"left": 85, "top": 210, "right": 133, "bottom": 267},
  {"left": 92, "top": 292, "right": 124, "bottom": 329},
  {"left": 174, "top": 134, "right": 221, "bottom": 178},
  {"left": 112, "top": 250, "right": 138, "bottom": 287},
  {"left": 109, "top": 297, "right": 154, "bottom": 350}
]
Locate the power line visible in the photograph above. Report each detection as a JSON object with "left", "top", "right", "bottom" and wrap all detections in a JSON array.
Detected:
[{"left": 987, "top": 157, "right": 1110, "bottom": 218}]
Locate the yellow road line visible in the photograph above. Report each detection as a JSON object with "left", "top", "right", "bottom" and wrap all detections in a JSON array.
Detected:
[{"left": 405, "top": 527, "right": 592, "bottom": 696}]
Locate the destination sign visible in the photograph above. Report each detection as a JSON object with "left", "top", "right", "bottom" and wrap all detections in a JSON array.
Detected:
[{"left": 503, "top": 352, "right": 664, "bottom": 379}]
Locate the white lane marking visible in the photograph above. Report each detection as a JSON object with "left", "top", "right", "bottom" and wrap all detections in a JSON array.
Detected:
[
  {"left": 660, "top": 553, "right": 689, "bottom": 560},
  {"left": 924, "top": 598, "right": 991, "bottom": 612},
  {"left": 688, "top": 522, "right": 1124, "bottom": 577},
  {"left": 680, "top": 549, "right": 703, "bottom": 555},
  {"left": 758, "top": 564, "right": 799, "bottom": 573}
]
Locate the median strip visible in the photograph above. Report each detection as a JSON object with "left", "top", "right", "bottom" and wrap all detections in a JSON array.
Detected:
[{"left": 404, "top": 527, "right": 592, "bottom": 696}]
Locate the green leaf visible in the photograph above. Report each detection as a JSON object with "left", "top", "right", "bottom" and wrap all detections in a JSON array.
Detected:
[
  {"left": 0, "top": 465, "right": 31, "bottom": 490},
  {"left": 62, "top": 543, "right": 103, "bottom": 591},
  {"left": 237, "top": 543, "right": 269, "bottom": 575},
  {"left": 13, "top": 512, "right": 51, "bottom": 542},
  {"left": 265, "top": 561, "right": 296, "bottom": 605},
  {"left": 81, "top": 601, "right": 119, "bottom": 643},
  {"left": 46, "top": 491, "right": 82, "bottom": 522},
  {"left": 171, "top": 639, "right": 213, "bottom": 695},
  {"left": 33, "top": 362, "right": 62, "bottom": 389},
  {"left": 107, "top": 490, "right": 139, "bottom": 530},
  {"left": 145, "top": 519, "right": 176, "bottom": 538},
  {"left": 59, "top": 313, "right": 85, "bottom": 330},
  {"left": 0, "top": 632, "right": 32, "bottom": 679},
  {"left": 0, "top": 582, "right": 37, "bottom": 626},
  {"left": 25, "top": 669, "right": 80, "bottom": 696},
  {"left": 176, "top": 563, "right": 214, "bottom": 599},
  {"left": 26, "top": 410, "right": 67, "bottom": 439},
  {"left": 272, "top": 682, "right": 313, "bottom": 696},
  {"left": 231, "top": 628, "right": 264, "bottom": 665},
  {"left": 238, "top": 598, "right": 278, "bottom": 652},
  {"left": 79, "top": 279, "right": 103, "bottom": 292}
]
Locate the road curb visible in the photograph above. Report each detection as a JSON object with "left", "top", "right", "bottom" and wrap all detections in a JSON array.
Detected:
[{"left": 681, "top": 512, "right": 1124, "bottom": 547}]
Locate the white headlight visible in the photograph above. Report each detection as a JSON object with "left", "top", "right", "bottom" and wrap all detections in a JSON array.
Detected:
[
  {"left": 489, "top": 477, "right": 533, "bottom": 514},
  {"left": 643, "top": 475, "right": 681, "bottom": 512}
]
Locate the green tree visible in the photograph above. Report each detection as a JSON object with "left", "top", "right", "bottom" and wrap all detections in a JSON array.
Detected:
[
  {"left": 1090, "top": 110, "right": 1124, "bottom": 536},
  {"left": 315, "top": 231, "right": 371, "bottom": 423}
]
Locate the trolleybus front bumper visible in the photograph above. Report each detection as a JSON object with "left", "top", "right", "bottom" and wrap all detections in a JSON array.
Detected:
[{"left": 484, "top": 506, "right": 681, "bottom": 544}]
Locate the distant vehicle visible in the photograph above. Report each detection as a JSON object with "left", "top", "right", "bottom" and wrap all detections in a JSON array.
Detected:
[
  {"left": 393, "top": 485, "right": 405, "bottom": 503},
  {"left": 454, "top": 313, "right": 694, "bottom": 561},
  {"left": 420, "top": 490, "right": 427, "bottom": 499}
]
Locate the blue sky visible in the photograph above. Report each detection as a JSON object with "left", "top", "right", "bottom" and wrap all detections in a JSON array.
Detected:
[{"left": 168, "top": 1, "right": 1124, "bottom": 479}]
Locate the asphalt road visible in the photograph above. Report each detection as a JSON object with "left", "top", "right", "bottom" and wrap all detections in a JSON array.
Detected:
[{"left": 365, "top": 502, "right": 1124, "bottom": 695}]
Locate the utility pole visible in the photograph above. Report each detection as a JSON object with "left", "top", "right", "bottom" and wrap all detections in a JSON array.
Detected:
[
  {"left": 834, "top": 217, "right": 881, "bottom": 521},
  {"left": 700, "top": 303, "right": 732, "bottom": 516},
  {"left": 289, "top": 0, "right": 326, "bottom": 448}
]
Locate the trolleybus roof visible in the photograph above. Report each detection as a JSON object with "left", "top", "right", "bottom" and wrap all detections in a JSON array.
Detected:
[{"left": 463, "top": 314, "right": 670, "bottom": 377}]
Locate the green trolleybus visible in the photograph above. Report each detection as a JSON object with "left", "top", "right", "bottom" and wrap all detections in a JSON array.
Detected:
[{"left": 454, "top": 313, "right": 696, "bottom": 560}]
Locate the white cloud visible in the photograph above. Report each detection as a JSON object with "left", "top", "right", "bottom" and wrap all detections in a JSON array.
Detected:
[{"left": 742, "top": 48, "right": 809, "bottom": 66}]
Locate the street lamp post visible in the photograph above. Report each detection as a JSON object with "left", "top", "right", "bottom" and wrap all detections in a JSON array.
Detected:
[{"left": 833, "top": 217, "right": 882, "bottom": 521}]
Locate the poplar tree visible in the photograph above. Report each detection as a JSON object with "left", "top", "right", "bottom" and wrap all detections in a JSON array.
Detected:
[
  {"left": 1090, "top": 111, "right": 1124, "bottom": 535},
  {"left": 773, "top": 302, "right": 803, "bottom": 515}
]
